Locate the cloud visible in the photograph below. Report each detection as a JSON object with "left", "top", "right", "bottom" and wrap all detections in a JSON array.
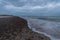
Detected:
[
  {"left": 4, "top": 2, "right": 60, "bottom": 11},
  {"left": 0, "top": 0, "right": 60, "bottom": 16}
]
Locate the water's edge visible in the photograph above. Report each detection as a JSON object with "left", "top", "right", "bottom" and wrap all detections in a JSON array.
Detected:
[{"left": 21, "top": 16, "right": 60, "bottom": 40}]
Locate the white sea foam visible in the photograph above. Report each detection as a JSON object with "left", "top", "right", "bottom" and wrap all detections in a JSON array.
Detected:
[{"left": 23, "top": 17, "right": 60, "bottom": 40}]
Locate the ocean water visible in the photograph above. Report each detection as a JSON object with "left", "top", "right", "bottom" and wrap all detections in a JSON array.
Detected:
[{"left": 21, "top": 17, "right": 60, "bottom": 40}]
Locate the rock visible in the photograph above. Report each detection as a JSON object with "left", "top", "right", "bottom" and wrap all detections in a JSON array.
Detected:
[{"left": 0, "top": 15, "right": 50, "bottom": 40}]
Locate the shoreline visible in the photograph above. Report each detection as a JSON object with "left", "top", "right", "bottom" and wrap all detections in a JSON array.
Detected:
[
  {"left": 0, "top": 15, "right": 50, "bottom": 40},
  {"left": 22, "top": 17, "right": 60, "bottom": 40}
]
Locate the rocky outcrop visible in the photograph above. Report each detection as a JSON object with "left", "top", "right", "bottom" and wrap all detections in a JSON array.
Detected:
[{"left": 0, "top": 15, "right": 50, "bottom": 40}]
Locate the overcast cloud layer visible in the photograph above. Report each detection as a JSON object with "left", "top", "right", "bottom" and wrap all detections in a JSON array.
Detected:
[{"left": 0, "top": 0, "right": 60, "bottom": 16}]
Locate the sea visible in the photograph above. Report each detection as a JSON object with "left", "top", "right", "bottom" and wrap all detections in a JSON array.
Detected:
[{"left": 20, "top": 16, "right": 60, "bottom": 40}]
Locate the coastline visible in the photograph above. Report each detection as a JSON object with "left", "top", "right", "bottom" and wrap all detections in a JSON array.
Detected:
[
  {"left": 0, "top": 15, "right": 50, "bottom": 40},
  {"left": 22, "top": 16, "right": 60, "bottom": 40}
]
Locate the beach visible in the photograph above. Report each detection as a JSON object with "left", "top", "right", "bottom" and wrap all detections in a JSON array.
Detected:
[{"left": 0, "top": 15, "right": 50, "bottom": 40}]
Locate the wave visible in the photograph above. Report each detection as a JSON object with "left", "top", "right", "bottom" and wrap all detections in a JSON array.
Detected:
[{"left": 22, "top": 17, "right": 60, "bottom": 40}]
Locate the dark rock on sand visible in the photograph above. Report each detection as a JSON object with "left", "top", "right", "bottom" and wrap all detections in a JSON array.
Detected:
[{"left": 0, "top": 15, "right": 50, "bottom": 40}]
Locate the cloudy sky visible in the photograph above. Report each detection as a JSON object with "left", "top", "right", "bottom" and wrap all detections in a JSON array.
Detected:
[{"left": 0, "top": 0, "right": 60, "bottom": 16}]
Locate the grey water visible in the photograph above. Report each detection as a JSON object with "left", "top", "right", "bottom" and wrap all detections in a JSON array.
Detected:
[{"left": 21, "top": 16, "right": 60, "bottom": 40}]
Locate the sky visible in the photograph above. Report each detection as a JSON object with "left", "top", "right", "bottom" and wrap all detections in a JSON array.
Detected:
[{"left": 0, "top": 0, "right": 60, "bottom": 16}]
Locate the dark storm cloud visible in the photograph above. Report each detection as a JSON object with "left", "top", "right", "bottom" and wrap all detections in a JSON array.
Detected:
[{"left": 0, "top": 0, "right": 60, "bottom": 16}]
